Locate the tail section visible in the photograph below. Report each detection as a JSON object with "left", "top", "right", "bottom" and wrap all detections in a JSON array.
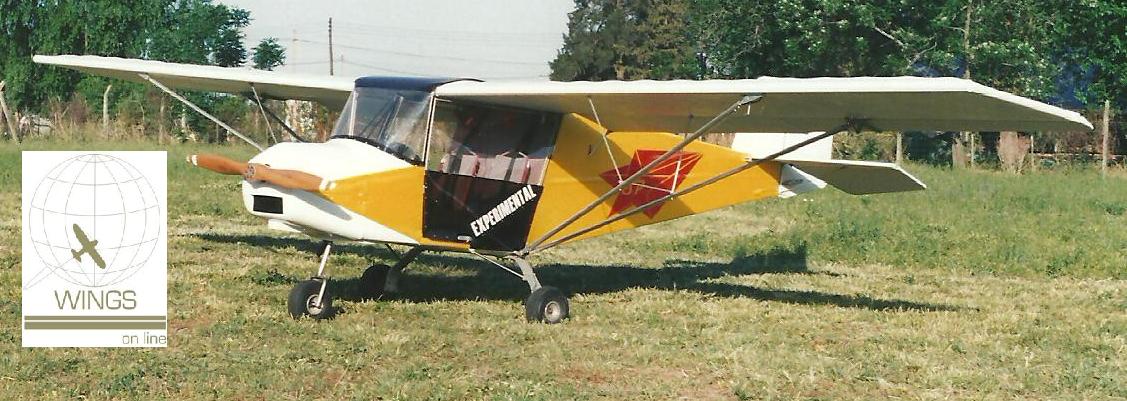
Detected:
[
  {"left": 529, "top": 114, "right": 783, "bottom": 244},
  {"left": 780, "top": 159, "right": 925, "bottom": 195},
  {"left": 731, "top": 132, "right": 926, "bottom": 196}
]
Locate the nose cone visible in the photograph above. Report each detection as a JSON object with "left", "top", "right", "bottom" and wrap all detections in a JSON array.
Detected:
[{"left": 239, "top": 138, "right": 420, "bottom": 244}]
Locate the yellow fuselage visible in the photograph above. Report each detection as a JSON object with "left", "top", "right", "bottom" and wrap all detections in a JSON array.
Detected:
[{"left": 321, "top": 113, "right": 782, "bottom": 252}]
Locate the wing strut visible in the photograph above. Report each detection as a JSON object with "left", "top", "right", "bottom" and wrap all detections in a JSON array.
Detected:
[
  {"left": 248, "top": 84, "right": 279, "bottom": 144},
  {"left": 522, "top": 120, "right": 866, "bottom": 255},
  {"left": 247, "top": 84, "right": 310, "bottom": 143},
  {"left": 588, "top": 96, "right": 626, "bottom": 183},
  {"left": 519, "top": 94, "right": 763, "bottom": 255},
  {"left": 138, "top": 73, "right": 265, "bottom": 151}
]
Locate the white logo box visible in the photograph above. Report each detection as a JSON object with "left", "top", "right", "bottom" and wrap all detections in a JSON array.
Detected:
[{"left": 22, "top": 151, "right": 168, "bottom": 347}]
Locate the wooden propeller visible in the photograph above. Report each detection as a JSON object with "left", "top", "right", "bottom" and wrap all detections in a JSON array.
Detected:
[
  {"left": 187, "top": 153, "right": 333, "bottom": 192},
  {"left": 188, "top": 153, "right": 246, "bottom": 175}
]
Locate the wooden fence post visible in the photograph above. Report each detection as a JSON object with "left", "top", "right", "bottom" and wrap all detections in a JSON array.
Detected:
[
  {"left": 158, "top": 95, "right": 166, "bottom": 145},
  {"left": 0, "top": 81, "right": 20, "bottom": 143},
  {"left": 102, "top": 84, "right": 112, "bottom": 134},
  {"left": 0, "top": 81, "right": 6, "bottom": 139},
  {"left": 895, "top": 132, "right": 903, "bottom": 164}
]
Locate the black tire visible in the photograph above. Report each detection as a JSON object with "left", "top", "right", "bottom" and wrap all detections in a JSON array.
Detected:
[
  {"left": 360, "top": 264, "right": 390, "bottom": 299},
  {"left": 524, "top": 286, "right": 569, "bottom": 324},
  {"left": 288, "top": 279, "right": 333, "bottom": 320}
]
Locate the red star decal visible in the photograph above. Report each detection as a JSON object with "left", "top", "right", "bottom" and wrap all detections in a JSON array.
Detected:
[{"left": 600, "top": 149, "right": 702, "bottom": 217}]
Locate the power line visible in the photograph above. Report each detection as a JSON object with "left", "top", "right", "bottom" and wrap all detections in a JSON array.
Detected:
[
  {"left": 285, "top": 60, "right": 331, "bottom": 66},
  {"left": 292, "top": 38, "right": 546, "bottom": 66},
  {"left": 327, "top": 30, "right": 560, "bottom": 48},
  {"left": 255, "top": 29, "right": 559, "bottom": 45},
  {"left": 332, "top": 21, "right": 561, "bottom": 39},
  {"left": 337, "top": 60, "right": 427, "bottom": 76},
  {"left": 337, "top": 60, "right": 548, "bottom": 80}
]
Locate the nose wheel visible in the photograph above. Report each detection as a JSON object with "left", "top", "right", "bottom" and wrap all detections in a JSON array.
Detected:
[{"left": 288, "top": 240, "right": 336, "bottom": 320}]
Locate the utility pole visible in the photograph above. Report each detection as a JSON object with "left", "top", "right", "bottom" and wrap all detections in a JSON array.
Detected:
[
  {"left": 328, "top": 18, "right": 335, "bottom": 76},
  {"left": 962, "top": 0, "right": 975, "bottom": 168},
  {"left": 1102, "top": 99, "right": 1111, "bottom": 178}
]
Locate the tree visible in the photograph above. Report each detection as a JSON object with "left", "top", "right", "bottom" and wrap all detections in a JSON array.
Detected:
[
  {"left": 690, "top": 0, "right": 907, "bottom": 78},
  {"left": 144, "top": 0, "right": 250, "bottom": 66},
  {"left": 0, "top": 0, "right": 162, "bottom": 111},
  {"left": 551, "top": 0, "right": 634, "bottom": 81},
  {"left": 916, "top": 0, "right": 1059, "bottom": 98},
  {"left": 0, "top": 0, "right": 254, "bottom": 113},
  {"left": 252, "top": 38, "right": 286, "bottom": 71},
  {"left": 1050, "top": 0, "right": 1127, "bottom": 109},
  {"left": 553, "top": 0, "right": 1081, "bottom": 101},
  {"left": 550, "top": 0, "right": 700, "bottom": 81},
  {"left": 211, "top": 7, "right": 250, "bottom": 67},
  {"left": 630, "top": 0, "right": 701, "bottom": 79}
]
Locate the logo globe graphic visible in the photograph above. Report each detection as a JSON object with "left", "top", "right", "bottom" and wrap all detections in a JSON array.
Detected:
[{"left": 26, "top": 154, "right": 161, "bottom": 288}]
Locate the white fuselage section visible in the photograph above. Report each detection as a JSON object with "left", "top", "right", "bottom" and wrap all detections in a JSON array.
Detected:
[{"left": 241, "top": 138, "right": 417, "bottom": 244}]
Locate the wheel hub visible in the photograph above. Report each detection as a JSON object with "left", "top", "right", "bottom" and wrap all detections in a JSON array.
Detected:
[
  {"left": 544, "top": 300, "right": 562, "bottom": 321},
  {"left": 305, "top": 294, "right": 323, "bottom": 315}
]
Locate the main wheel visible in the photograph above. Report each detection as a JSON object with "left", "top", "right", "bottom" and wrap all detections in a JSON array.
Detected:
[
  {"left": 524, "top": 286, "right": 569, "bottom": 324},
  {"left": 360, "top": 264, "right": 390, "bottom": 299},
  {"left": 288, "top": 279, "right": 334, "bottom": 320}
]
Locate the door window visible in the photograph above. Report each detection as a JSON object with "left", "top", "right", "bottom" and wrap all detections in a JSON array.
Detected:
[{"left": 426, "top": 100, "right": 558, "bottom": 185}]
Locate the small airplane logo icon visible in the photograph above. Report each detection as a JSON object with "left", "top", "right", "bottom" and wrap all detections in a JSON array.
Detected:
[{"left": 71, "top": 224, "right": 106, "bottom": 269}]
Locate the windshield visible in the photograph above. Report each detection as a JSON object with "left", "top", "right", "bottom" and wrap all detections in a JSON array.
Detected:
[{"left": 332, "top": 87, "right": 432, "bottom": 165}]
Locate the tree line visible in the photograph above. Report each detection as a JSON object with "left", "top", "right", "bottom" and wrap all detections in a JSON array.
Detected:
[
  {"left": 552, "top": 0, "right": 1124, "bottom": 111},
  {"left": 1, "top": 0, "right": 1122, "bottom": 159},
  {"left": 0, "top": 0, "right": 286, "bottom": 141}
]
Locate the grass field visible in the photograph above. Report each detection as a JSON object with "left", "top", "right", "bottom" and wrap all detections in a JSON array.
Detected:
[{"left": 0, "top": 139, "right": 1124, "bottom": 400}]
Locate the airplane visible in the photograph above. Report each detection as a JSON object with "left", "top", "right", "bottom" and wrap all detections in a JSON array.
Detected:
[
  {"left": 34, "top": 55, "right": 1092, "bottom": 323},
  {"left": 71, "top": 223, "right": 107, "bottom": 269}
]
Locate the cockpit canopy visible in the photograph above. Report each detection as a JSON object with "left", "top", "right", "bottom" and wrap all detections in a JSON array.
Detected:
[
  {"left": 332, "top": 86, "right": 431, "bottom": 165},
  {"left": 331, "top": 77, "right": 560, "bottom": 183},
  {"left": 331, "top": 77, "right": 471, "bottom": 165}
]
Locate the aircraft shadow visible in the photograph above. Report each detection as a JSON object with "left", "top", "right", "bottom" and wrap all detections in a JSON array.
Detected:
[{"left": 195, "top": 233, "right": 960, "bottom": 313}]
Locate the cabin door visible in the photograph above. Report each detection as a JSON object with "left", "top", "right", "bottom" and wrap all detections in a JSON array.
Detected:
[{"left": 421, "top": 100, "right": 560, "bottom": 251}]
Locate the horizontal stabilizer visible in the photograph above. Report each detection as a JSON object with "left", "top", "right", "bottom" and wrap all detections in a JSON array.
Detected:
[
  {"left": 34, "top": 55, "right": 354, "bottom": 108},
  {"left": 781, "top": 159, "right": 926, "bottom": 195}
]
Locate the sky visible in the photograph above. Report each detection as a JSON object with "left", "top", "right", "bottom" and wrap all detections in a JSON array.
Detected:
[{"left": 219, "top": 0, "right": 574, "bottom": 80}]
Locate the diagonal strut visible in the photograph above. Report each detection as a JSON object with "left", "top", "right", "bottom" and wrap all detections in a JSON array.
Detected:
[{"left": 520, "top": 94, "right": 763, "bottom": 255}]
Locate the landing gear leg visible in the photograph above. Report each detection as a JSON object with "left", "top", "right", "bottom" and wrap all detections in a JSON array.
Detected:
[
  {"left": 361, "top": 246, "right": 423, "bottom": 299},
  {"left": 510, "top": 256, "right": 569, "bottom": 324},
  {"left": 288, "top": 240, "right": 335, "bottom": 320},
  {"left": 473, "top": 252, "right": 570, "bottom": 324}
]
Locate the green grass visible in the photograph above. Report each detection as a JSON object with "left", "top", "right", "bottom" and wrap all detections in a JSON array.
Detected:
[{"left": 0, "top": 139, "right": 1124, "bottom": 400}]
